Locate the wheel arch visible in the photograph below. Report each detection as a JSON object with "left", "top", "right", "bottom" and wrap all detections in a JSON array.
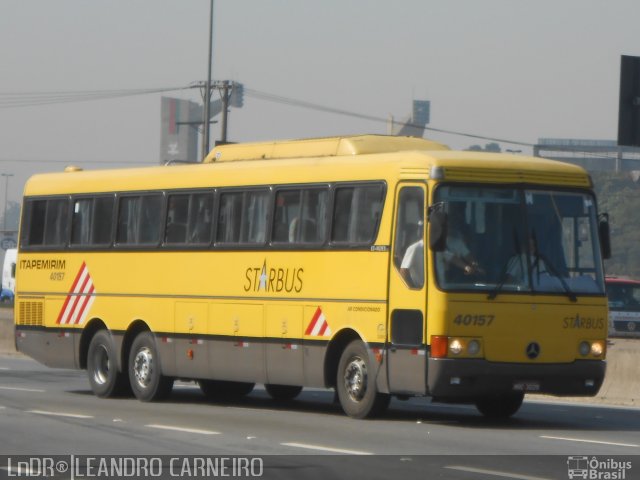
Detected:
[
  {"left": 78, "top": 318, "right": 107, "bottom": 370},
  {"left": 323, "top": 328, "right": 362, "bottom": 388}
]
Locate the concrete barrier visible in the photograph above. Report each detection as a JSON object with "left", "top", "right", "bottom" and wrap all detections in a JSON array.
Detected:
[{"left": 1, "top": 309, "right": 638, "bottom": 406}]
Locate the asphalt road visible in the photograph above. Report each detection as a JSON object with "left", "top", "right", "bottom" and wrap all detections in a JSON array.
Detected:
[{"left": 0, "top": 355, "right": 639, "bottom": 479}]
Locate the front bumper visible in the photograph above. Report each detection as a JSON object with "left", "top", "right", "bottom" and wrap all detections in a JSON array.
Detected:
[{"left": 427, "top": 357, "right": 606, "bottom": 400}]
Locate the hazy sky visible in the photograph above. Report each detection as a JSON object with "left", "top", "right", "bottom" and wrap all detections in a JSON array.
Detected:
[{"left": 1, "top": 0, "right": 638, "bottom": 204}]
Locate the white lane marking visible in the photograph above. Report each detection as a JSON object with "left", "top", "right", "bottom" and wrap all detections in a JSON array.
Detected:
[
  {"left": 281, "top": 442, "right": 372, "bottom": 455},
  {"left": 28, "top": 410, "right": 93, "bottom": 419},
  {"left": 146, "top": 424, "right": 220, "bottom": 435},
  {"left": 445, "top": 465, "right": 552, "bottom": 480},
  {"left": 540, "top": 435, "right": 639, "bottom": 448},
  {"left": 0, "top": 386, "right": 45, "bottom": 393},
  {"left": 0, "top": 367, "right": 9, "bottom": 370}
]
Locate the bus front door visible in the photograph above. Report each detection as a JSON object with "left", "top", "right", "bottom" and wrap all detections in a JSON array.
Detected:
[{"left": 386, "top": 184, "right": 427, "bottom": 394}]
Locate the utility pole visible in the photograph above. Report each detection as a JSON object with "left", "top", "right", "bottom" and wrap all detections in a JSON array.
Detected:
[{"left": 201, "top": 0, "right": 215, "bottom": 160}]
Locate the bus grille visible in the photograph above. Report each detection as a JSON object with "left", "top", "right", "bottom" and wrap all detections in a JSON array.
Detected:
[{"left": 17, "top": 301, "right": 44, "bottom": 326}]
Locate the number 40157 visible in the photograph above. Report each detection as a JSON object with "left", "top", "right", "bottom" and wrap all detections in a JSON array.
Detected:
[{"left": 453, "top": 314, "right": 494, "bottom": 326}]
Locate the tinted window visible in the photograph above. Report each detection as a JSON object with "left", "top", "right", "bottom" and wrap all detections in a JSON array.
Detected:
[
  {"left": 165, "top": 192, "right": 214, "bottom": 245},
  {"left": 22, "top": 198, "right": 69, "bottom": 247},
  {"left": 116, "top": 195, "right": 163, "bottom": 245},
  {"left": 217, "top": 190, "right": 269, "bottom": 245},
  {"left": 331, "top": 184, "right": 384, "bottom": 244},
  {"left": 273, "top": 188, "right": 328, "bottom": 244},
  {"left": 71, "top": 197, "right": 114, "bottom": 246}
]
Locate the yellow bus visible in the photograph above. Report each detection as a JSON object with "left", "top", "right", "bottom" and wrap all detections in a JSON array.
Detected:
[{"left": 14, "top": 135, "right": 610, "bottom": 419}]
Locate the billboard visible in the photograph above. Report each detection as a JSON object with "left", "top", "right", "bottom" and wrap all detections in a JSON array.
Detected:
[
  {"left": 618, "top": 55, "right": 640, "bottom": 147},
  {"left": 160, "top": 97, "right": 202, "bottom": 164}
]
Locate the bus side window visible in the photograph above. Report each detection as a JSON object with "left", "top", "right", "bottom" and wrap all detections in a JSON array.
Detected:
[
  {"left": 240, "top": 190, "right": 269, "bottom": 244},
  {"left": 71, "top": 199, "right": 92, "bottom": 245},
  {"left": 331, "top": 184, "right": 384, "bottom": 245},
  {"left": 187, "top": 193, "right": 214, "bottom": 244},
  {"left": 394, "top": 187, "right": 425, "bottom": 289},
  {"left": 117, "top": 195, "right": 162, "bottom": 245},
  {"left": 91, "top": 197, "right": 115, "bottom": 245},
  {"left": 217, "top": 192, "right": 243, "bottom": 244},
  {"left": 23, "top": 200, "right": 46, "bottom": 246},
  {"left": 43, "top": 199, "right": 69, "bottom": 246},
  {"left": 273, "top": 190, "right": 300, "bottom": 244},
  {"left": 165, "top": 194, "right": 190, "bottom": 244}
]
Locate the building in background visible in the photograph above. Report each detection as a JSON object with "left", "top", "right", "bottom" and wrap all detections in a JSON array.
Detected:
[
  {"left": 388, "top": 100, "right": 430, "bottom": 138},
  {"left": 534, "top": 138, "right": 640, "bottom": 173}
]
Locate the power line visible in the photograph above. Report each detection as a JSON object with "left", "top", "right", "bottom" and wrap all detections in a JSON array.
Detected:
[
  {"left": 244, "top": 87, "right": 536, "bottom": 148},
  {"left": 0, "top": 158, "right": 156, "bottom": 165},
  {"left": 0, "top": 86, "right": 190, "bottom": 109},
  {"left": 1, "top": 85, "right": 628, "bottom": 160}
]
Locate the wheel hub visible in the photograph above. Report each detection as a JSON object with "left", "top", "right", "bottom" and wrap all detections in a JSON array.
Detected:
[
  {"left": 133, "top": 347, "right": 153, "bottom": 388},
  {"left": 344, "top": 356, "right": 367, "bottom": 402}
]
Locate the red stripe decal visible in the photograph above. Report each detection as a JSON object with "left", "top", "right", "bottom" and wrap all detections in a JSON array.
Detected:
[
  {"left": 73, "top": 284, "right": 95, "bottom": 325},
  {"left": 66, "top": 271, "right": 91, "bottom": 324},
  {"left": 56, "top": 263, "right": 86, "bottom": 324},
  {"left": 305, "top": 307, "right": 322, "bottom": 335}
]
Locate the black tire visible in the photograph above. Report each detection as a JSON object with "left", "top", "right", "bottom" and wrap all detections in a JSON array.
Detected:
[
  {"left": 475, "top": 392, "right": 524, "bottom": 419},
  {"left": 86, "top": 330, "right": 130, "bottom": 398},
  {"left": 336, "top": 340, "right": 390, "bottom": 419},
  {"left": 128, "top": 331, "right": 173, "bottom": 401},
  {"left": 199, "top": 380, "right": 255, "bottom": 399},
  {"left": 265, "top": 384, "right": 303, "bottom": 401}
]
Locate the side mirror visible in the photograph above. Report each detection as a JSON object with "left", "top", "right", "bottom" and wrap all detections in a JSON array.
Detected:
[
  {"left": 428, "top": 204, "right": 448, "bottom": 252},
  {"left": 598, "top": 213, "right": 612, "bottom": 260}
]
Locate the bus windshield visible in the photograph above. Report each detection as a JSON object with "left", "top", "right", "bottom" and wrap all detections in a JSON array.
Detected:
[{"left": 433, "top": 185, "right": 605, "bottom": 296}]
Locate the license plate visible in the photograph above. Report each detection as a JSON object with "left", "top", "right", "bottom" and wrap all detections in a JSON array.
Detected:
[{"left": 513, "top": 381, "right": 540, "bottom": 392}]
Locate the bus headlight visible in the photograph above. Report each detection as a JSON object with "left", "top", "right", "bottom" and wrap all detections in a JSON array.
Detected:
[
  {"left": 449, "top": 339, "right": 463, "bottom": 355},
  {"left": 590, "top": 341, "right": 604, "bottom": 357},
  {"left": 446, "top": 337, "right": 483, "bottom": 358},
  {"left": 579, "top": 340, "right": 605, "bottom": 357},
  {"left": 579, "top": 341, "right": 591, "bottom": 356},
  {"left": 467, "top": 339, "right": 481, "bottom": 356}
]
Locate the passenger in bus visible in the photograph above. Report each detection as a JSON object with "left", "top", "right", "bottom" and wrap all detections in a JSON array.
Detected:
[
  {"left": 505, "top": 236, "right": 549, "bottom": 283},
  {"left": 288, "top": 217, "right": 317, "bottom": 243},
  {"left": 400, "top": 221, "right": 424, "bottom": 288}
]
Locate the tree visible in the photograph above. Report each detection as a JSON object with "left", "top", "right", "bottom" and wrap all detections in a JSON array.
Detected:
[
  {"left": 591, "top": 172, "right": 640, "bottom": 278},
  {"left": 0, "top": 201, "right": 20, "bottom": 233}
]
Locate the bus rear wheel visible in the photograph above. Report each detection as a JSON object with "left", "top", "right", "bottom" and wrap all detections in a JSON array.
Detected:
[
  {"left": 265, "top": 384, "right": 302, "bottom": 401},
  {"left": 336, "top": 340, "right": 390, "bottom": 419},
  {"left": 128, "top": 331, "right": 173, "bottom": 402},
  {"left": 475, "top": 392, "right": 524, "bottom": 419},
  {"left": 87, "top": 330, "right": 130, "bottom": 398}
]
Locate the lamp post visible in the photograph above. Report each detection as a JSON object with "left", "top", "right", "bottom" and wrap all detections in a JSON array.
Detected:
[{"left": 1, "top": 173, "right": 13, "bottom": 232}]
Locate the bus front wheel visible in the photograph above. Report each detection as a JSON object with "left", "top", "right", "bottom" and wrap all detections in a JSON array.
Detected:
[
  {"left": 86, "top": 330, "right": 130, "bottom": 398},
  {"left": 128, "top": 332, "right": 173, "bottom": 402},
  {"left": 475, "top": 392, "right": 524, "bottom": 419},
  {"left": 336, "top": 340, "right": 390, "bottom": 419}
]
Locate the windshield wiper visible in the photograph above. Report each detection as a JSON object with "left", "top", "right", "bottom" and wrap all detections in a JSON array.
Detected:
[
  {"left": 534, "top": 251, "right": 577, "bottom": 302},
  {"left": 488, "top": 229, "right": 521, "bottom": 300}
]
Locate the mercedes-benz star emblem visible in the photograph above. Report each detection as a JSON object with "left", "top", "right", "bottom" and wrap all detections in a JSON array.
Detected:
[{"left": 526, "top": 342, "right": 540, "bottom": 359}]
